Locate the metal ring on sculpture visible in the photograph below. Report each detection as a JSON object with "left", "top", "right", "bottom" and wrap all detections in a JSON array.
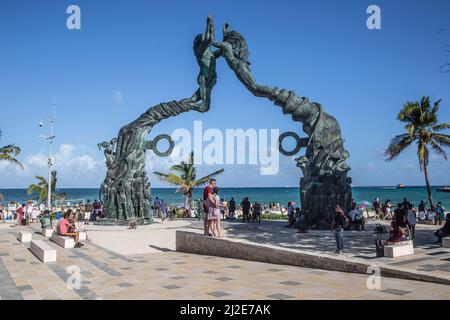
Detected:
[
  {"left": 151, "top": 134, "right": 174, "bottom": 157},
  {"left": 278, "top": 131, "right": 302, "bottom": 156}
]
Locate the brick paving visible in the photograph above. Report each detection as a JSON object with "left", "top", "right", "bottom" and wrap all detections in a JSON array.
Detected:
[{"left": 0, "top": 222, "right": 449, "bottom": 300}]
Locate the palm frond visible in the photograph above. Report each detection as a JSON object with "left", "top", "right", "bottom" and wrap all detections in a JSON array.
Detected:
[
  {"left": 153, "top": 172, "right": 187, "bottom": 187},
  {"left": 385, "top": 134, "right": 414, "bottom": 161},
  {"left": 430, "top": 140, "right": 447, "bottom": 160},
  {"left": 0, "top": 154, "right": 24, "bottom": 169},
  {"left": 194, "top": 168, "right": 225, "bottom": 186},
  {"left": 0, "top": 144, "right": 21, "bottom": 156},
  {"left": 432, "top": 123, "right": 450, "bottom": 132}
]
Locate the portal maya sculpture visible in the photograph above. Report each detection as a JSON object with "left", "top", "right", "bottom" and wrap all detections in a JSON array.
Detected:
[{"left": 98, "top": 17, "right": 352, "bottom": 225}]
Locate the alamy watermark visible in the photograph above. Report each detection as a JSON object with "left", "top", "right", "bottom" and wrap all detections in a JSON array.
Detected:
[
  {"left": 366, "top": 265, "right": 381, "bottom": 290},
  {"left": 367, "top": 5, "right": 381, "bottom": 30},
  {"left": 166, "top": 121, "right": 282, "bottom": 175}
]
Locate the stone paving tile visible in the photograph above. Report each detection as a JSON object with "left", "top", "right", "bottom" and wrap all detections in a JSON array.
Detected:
[
  {"left": 381, "top": 288, "right": 412, "bottom": 296},
  {"left": 207, "top": 291, "right": 231, "bottom": 297},
  {"left": 267, "top": 293, "right": 294, "bottom": 300},
  {"left": 279, "top": 281, "right": 302, "bottom": 286},
  {"left": 1, "top": 225, "right": 450, "bottom": 300}
]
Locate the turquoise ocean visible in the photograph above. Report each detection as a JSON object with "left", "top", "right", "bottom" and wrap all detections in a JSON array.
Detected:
[{"left": 1, "top": 187, "right": 449, "bottom": 209}]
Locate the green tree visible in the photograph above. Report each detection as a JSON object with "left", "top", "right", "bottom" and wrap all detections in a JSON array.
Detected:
[
  {"left": 27, "top": 170, "right": 66, "bottom": 207},
  {"left": 385, "top": 96, "right": 450, "bottom": 207},
  {"left": 0, "top": 144, "right": 23, "bottom": 169},
  {"left": 154, "top": 151, "right": 224, "bottom": 210}
]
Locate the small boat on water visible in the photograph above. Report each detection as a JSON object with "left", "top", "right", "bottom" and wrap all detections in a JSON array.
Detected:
[
  {"left": 396, "top": 184, "right": 406, "bottom": 189},
  {"left": 437, "top": 186, "right": 450, "bottom": 193}
]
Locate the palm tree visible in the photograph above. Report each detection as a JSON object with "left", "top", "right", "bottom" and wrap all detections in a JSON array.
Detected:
[
  {"left": 385, "top": 96, "right": 450, "bottom": 207},
  {"left": 27, "top": 170, "right": 66, "bottom": 208},
  {"left": 154, "top": 151, "right": 224, "bottom": 210},
  {"left": 0, "top": 144, "right": 23, "bottom": 169}
]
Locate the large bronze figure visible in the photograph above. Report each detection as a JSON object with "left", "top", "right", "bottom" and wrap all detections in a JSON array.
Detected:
[
  {"left": 210, "top": 23, "right": 352, "bottom": 223},
  {"left": 98, "top": 17, "right": 351, "bottom": 226}
]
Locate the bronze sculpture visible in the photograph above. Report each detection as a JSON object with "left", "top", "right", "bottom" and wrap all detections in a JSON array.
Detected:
[{"left": 98, "top": 17, "right": 352, "bottom": 225}]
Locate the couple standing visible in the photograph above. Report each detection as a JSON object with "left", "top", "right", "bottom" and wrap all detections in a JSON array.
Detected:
[{"left": 203, "top": 179, "right": 223, "bottom": 237}]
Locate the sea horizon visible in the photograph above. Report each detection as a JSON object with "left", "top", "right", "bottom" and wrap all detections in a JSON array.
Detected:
[{"left": 1, "top": 186, "right": 449, "bottom": 209}]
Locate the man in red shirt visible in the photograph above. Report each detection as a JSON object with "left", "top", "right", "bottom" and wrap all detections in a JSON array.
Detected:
[{"left": 203, "top": 179, "right": 217, "bottom": 235}]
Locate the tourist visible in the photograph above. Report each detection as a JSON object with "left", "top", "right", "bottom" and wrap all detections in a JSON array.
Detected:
[
  {"left": 330, "top": 205, "right": 348, "bottom": 254},
  {"left": 241, "top": 197, "right": 251, "bottom": 222},
  {"left": 383, "top": 200, "right": 392, "bottom": 220},
  {"left": 153, "top": 197, "right": 162, "bottom": 218},
  {"left": 220, "top": 198, "right": 227, "bottom": 220},
  {"left": 406, "top": 203, "right": 417, "bottom": 239},
  {"left": 418, "top": 200, "right": 427, "bottom": 213},
  {"left": 39, "top": 202, "right": 46, "bottom": 213},
  {"left": 418, "top": 208, "right": 427, "bottom": 222},
  {"left": 427, "top": 206, "right": 436, "bottom": 223},
  {"left": 402, "top": 198, "right": 411, "bottom": 209},
  {"left": 203, "top": 179, "right": 217, "bottom": 235},
  {"left": 31, "top": 204, "right": 40, "bottom": 223},
  {"left": 373, "top": 197, "right": 382, "bottom": 220},
  {"left": 252, "top": 202, "right": 262, "bottom": 223},
  {"left": 286, "top": 202, "right": 295, "bottom": 227},
  {"left": 16, "top": 203, "right": 25, "bottom": 226},
  {"left": 57, "top": 210, "right": 83, "bottom": 248},
  {"left": 388, "top": 221, "right": 406, "bottom": 243},
  {"left": 435, "top": 202, "right": 445, "bottom": 226},
  {"left": 39, "top": 210, "right": 52, "bottom": 230},
  {"left": 434, "top": 213, "right": 450, "bottom": 243},
  {"left": 349, "top": 203, "right": 365, "bottom": 231},
  {"left": 207, "top": 187, "right": 223, "bottom": 237},
  {"left": 196, "top": 199, "right": 204, "bottom": 221},
  {"left": 160, "top": 200, "right": 167, "bottom": 223},
  {"left": 25, "top": 201, "right": 33, "bottom": 226},
  {"left": 228, "top": 197, "right": 236, "bottom": 220},
  {"left": 393, "top": 203, "right": 407, "bottom": 227}
]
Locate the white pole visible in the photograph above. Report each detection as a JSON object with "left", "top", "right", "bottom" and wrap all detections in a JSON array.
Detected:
[{"left": 47, "top": 101, "right": 56, "bottom": 212}]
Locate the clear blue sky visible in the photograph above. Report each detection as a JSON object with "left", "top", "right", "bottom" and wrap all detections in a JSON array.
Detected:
[{"left": 0, "top": 0, "right": 449, "bottom": 188}]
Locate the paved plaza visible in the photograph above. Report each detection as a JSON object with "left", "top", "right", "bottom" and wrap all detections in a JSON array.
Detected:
[{"left": 0, "top": 220, "right": 449, "bottom": 300}]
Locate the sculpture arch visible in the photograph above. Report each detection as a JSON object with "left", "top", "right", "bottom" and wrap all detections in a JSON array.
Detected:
[{"left": 98, "top": 17, "right": 352, "bottom": 226}]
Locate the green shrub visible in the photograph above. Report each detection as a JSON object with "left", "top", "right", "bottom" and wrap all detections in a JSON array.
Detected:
[{"left": 260, "top": 213, "right": 287, "bottom": 220}]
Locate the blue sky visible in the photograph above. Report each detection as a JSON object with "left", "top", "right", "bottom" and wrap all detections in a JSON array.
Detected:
[{"left": 0, "top": 0, "right": 449, "bottom": 188}]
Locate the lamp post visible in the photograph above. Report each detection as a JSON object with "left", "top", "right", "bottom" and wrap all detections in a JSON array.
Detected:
[{"left": 39, "top": 101, "right": 56, "bottom": 212}]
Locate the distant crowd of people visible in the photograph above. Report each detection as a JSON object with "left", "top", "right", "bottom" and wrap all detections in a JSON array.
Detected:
[
  {"left": 326, "top": 197, "right": 450, "bottom": 255},
  {"left": 0, "top": 199, "right": 104, "bottom": 226}
]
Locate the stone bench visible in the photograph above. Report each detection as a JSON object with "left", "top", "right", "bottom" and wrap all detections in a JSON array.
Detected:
[
  {"left": 443, "top": 237, "right": 450, "bottom": 248},
  {"left": 384, "top": 240, "right": 414, "bottom": 258},
  {"left": 18, "top": 230, "right": 32, "bottom": 243},
  {"left": 41, "top": 228, "right": 54, "bottom": 238},
  {"left": 30, "top": 240, "right": 57, "bottom": 262},
  {"left": 51, "top": 233, "right": 75, "bottom": 248}
]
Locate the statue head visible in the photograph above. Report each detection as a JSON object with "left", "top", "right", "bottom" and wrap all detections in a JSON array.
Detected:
[{"left": 223, "top": 23, "right": 250, "bottom": 66}]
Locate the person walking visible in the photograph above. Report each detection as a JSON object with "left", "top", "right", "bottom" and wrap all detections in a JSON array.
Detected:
[
  {"left": 228, "top": 197, "right": 236, "bottom": 220},
  {"left": 373, "top": 197, "right": 382, "bottom": 220},
  {"left": 241, "top": 197, "right": 251, "bottom": 222},
  {"left": 161, "top": 200, "right": 167, "bottom": 223},
  {"left": 331, "top": 205, "right": 348, "bottom": 254},
  {"left": 435, "top": 202, "right": 445, "bottom": 226},
  {"left": 406, "top": 203, "right": 417, "bottom": 239}
]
